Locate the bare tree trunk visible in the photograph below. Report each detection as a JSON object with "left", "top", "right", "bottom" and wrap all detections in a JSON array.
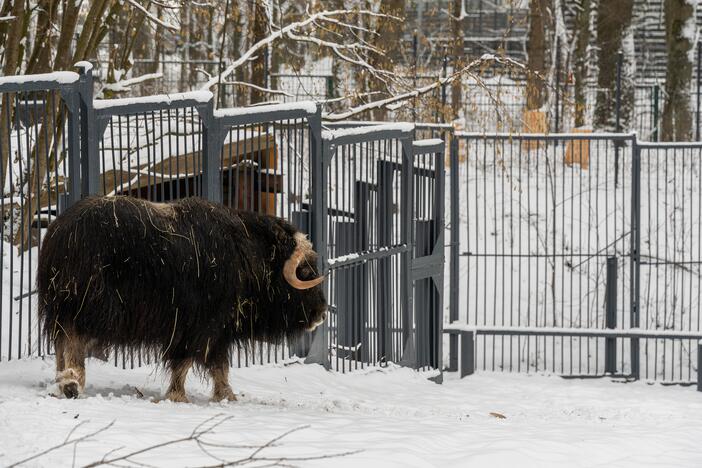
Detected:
[
  {"left": 0, "top": 0, "right": 26, "bottom": 195},
  {"left": 72, "top": 0, "right": 112, "bottom": 63},
  {"left": 15, "top": 0, "right": 115, "bottom": 249},
  {"left": 179, "top": 2, "right": 190, "bottom": 90},
  {"left": 26, "top": 0, "right": 60, "bottom": 74},
  {"left": 661, "top": 0, "right": 695, "bottom": 141},
  {"left": 52, "top": 0, "right": 80, "bottom": 71},
  {"left": 0, "top": 0, "right": 12, "bottom": 47},
  {"left": 250, "top": 0, "right": 268, "bottom": 104},
  {"left": 594, "top": 0, "right": 634, "bottom": 130},
  {"left": 450, "top": 0, "right": 463, "bottom": 120},
  {"left": 229, "top": 2, "right": 245, "bottom": 106},
  {"left": 573, "top": 0, "right": 592, "bottom": 128},
  {"left": 366, "top": 0, "right": 403, "bottom": 121},
  {"left": 526, "top": 0, "right": 552, "bottom": 110}
]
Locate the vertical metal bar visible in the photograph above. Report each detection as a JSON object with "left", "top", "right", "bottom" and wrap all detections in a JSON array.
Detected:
[
  {"left": 653, "top": 84, "right": 659, "bottom": 142},
  {"left": 555, "top": 37, "right": 561, "bottom": 133},
  {"left": 63, "top": 89, "right": 81, "bottom": 207},
  {"left": 630, "top": 136, "right": 641, "bottom": 379},
  {"left": 441, "top": 53, "right": 448, "bottom": 123},
  {"left": 76, "top": 63, "right": 99, "bottom": 197},
  {"left": 412, "top": 31, "right": 418, "bottom": 123},
  {"left": 696, "top": 41, "right": 702, "bottom": 141},
  {"left": 698, "top": 340, "right": 702, "bottom": 391},
  {"left": 304, "top": 107, "right": 329, "bottom": 369},
  {"left": 605, "top": 256, "right": 618, "bottom": 374},
  {"left": 460, "top": 330, "right": 475, "bottom": 378},
  {"left": 615, "top": 52, "right": 623, "bottom": 187},
  {"left": 449, "top": 137, "right": 459, "bottom": 370},
  {"left": 199, "top": 100, "right": 222, "bottom": 203}
]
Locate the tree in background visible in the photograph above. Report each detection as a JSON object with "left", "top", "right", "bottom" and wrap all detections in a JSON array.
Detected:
[
  {"left": 661, "top": 0, "right": 695, "bottom": 141},
  {"left": 450, "top": 0, "right": 464, "bottom": 120},
  {"left": 525, "top": 0, "right": 552, "bottom": 111},
  {"left": 572, "top": 0, "right": 592, "bottom": 128},
  {"left": 594, "top": 0, "right": 634, "bottom": 131}
]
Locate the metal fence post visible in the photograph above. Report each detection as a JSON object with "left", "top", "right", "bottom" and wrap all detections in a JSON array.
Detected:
[
  {"left": 448, "top": 137, "right": 460, "bottom": 371},
  {"left": 615, "top": 52, "right": 623, "bottom": 187},
  {"left": 696, "top": 41, "right": 701, "bottom": 141},
  {"left": 460, "top": 330, "right": 475, "bottom": 378},
  {"left": 653, "top": 84, "right": 660, "bottom": 142},
  {"left": 75, "top": 62, "right": 99, "bottom": 197},
  {"left": 58, "top": 85, "right": 82, "bottom": 210},
  {"left": 304, "top": 107, "right": 330, "bottom": 369},
  {"left": 630, "top": 136, "right": 641, "bottom": 380},
  {"left": 441, "top": 53, "right": 448, "bottom": 123},
  {"left": 377, "top": 159, "right": 395, "bottom": 362},
  {"left": 400, "top": 137, "right": 415, "bottom": 367},
  {"left": 605, "top": 256, "right": 618, "bottom": 374},
  {"left": 199, "top": 98, "right": 224, "bottom": 203},
  {"left": 698, "top": 340, "right": 702, "bottom": 391},
  {"left": 412, "top": 30, "right": 418, "bottom": 123},
  {"left": 555, "top": 37, "right": 561, "bottom": 133},
  {"left": 354, "top": 181, "right": 371, "bottom": 362}
]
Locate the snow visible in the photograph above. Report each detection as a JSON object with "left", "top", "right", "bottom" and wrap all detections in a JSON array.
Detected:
[
  {"left": 321, "top": 123, "right": 415, "bottom": 141},
  {"left": 0, "top": 72, "right": 79, "bottom": 86},
  {"left": 413, "top": 138, "right": 444, "bottom": 148},
  {"left": 328, "top": 252, "right": 360, "bottom": 266},
  {"left": 93, "top": 91, "right": 213, "bottom": 110},
  {"left": 0, "top": 357, "right": 701, "bottom": 467},
  {"left": 213, "top": 101, "right": 318, "bottom": 118},
  {"left": 74, "top": 61, "right": 93, "bottom": 73}
]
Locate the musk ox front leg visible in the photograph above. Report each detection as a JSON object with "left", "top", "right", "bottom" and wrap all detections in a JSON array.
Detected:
[
  {"left": 165, "top": 359, "right": 192, "bottom": 403},
  {"left": 55, "top": 334, "right": 87, "bottom": 399}
]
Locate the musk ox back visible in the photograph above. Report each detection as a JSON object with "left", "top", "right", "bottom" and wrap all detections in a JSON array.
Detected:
[{"left": 38, "top": 196, "right": 327, "bottom": 402}]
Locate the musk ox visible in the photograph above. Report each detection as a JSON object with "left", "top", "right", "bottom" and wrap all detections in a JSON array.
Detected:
[{"left": 38, "top": 196, "right": 327, "bottom": 402}]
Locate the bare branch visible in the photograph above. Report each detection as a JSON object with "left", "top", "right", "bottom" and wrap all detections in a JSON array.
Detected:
[
  {"left": 125, "top": 0, "right": 179, "bottom": 31},
  {"left": 324, "top": 54, "right": 528, "bottom": 121},
  {"left": 98, "top": 72, "right": 164, "bottom": 96},
  {"left": 221, "top": 81, "right": 293, "bottom": 97},
  {"left": 7, "top": 421, "right": 115, "bottom": 468}
]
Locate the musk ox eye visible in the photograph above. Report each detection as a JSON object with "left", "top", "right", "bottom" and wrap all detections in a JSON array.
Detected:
[{"left": 299, "top": 267, "right": 312, "bottom": 279}]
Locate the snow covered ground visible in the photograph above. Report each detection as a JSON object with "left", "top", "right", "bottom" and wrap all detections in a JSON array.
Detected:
[{"left": 0, "top": 357, "right": 701, "bottom": 467}]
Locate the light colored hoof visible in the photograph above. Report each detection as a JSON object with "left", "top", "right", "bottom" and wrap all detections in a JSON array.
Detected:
[
  {"left": 165, "top": 391, "right": 190, "bottom": 404},
  {"left": 56, "top": 369, "right": 82, "bottom": 399},
  {"left": 212, "top": 387, "right": 237, "bottom": 402}
]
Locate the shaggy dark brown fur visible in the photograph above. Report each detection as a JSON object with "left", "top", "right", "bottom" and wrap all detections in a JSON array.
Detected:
[{"left": 38, "top": 196, "right": 327, "bottom": 402}]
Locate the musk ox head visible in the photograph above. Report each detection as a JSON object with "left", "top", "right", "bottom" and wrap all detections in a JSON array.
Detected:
[{"left": 266, "top": 217, "right": 327, "bottom": 336}]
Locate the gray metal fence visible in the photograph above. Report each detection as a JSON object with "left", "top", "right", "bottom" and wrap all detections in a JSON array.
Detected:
[
  {"left": 0, "top": 66, "right": 444, "bottom": 374},
  {"left": 447, "top": 132, "right": 702, "bottom": 384}
]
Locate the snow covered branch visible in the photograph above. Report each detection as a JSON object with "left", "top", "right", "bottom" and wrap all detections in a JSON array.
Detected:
[
  {"left": 202, "top": 9, "right": 402, "bottom": 91},
  {"left": 97, "top": 73, "right": 164, "bottom": 98},
  {"left": 222, "top": 81, "right": 293, "bottom": 98}
]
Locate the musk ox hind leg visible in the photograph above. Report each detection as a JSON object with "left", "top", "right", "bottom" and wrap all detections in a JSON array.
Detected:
[
  {"left": 55, "top": 334, "right": 87, "bottom": 399},
  {"left": 210, "top": 360, "right": 237, "bottom": 402},
  {"left": 165, "top": 359, "right": 193, "bottom": 403}
]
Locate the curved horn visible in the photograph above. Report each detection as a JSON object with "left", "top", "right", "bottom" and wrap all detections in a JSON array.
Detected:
[{"left": 283, "top": 234, "right": 325, "bottom": 290}]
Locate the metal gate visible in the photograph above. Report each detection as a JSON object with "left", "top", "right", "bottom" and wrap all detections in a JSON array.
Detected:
[{"left": 449, "top": 133, "right": 636, "bottom": 376}]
